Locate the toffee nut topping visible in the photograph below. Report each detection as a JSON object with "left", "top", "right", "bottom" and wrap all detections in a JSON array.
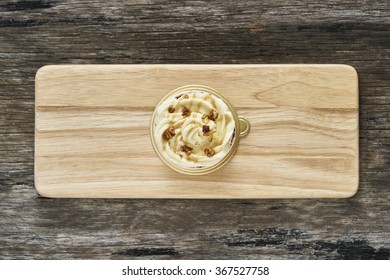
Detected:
[
  {"left": 162, "top": 126, "right": 176, "bottom": 141},
  {"left": 204, "top": 147, "right": 216, "bottom": 157},
  {"left": 208, "top": 109, "right": 219, "bottom": 121},
  {"left": 183, "top": 94, "right": 189, "bottom": 99},
  {"left": 202, "top": 125, "right": 211, "bottom": 136},
  {"left": 162, "top": 130, "right": 171, "bottom": 141},
  {"left": 167, "top": 126, "right": 176, "bottom": 135},
  {"left": 168, "top": 106, "right": 175, "bottom": 113},
  {"left": 181, "top": 145, "right": 193, "bottom": 155},
  {"left": 182, "top": 106, "right": 190, "bottom": 117}
]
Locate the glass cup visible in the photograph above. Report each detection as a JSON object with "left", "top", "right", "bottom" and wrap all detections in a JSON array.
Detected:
[{"left": 150, "top": 85, "right": 250, "bottom": 175}]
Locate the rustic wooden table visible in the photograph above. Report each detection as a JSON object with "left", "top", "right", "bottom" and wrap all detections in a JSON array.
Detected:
[{"left": 1, "top": 0, "right": 389, "bottom": 259}]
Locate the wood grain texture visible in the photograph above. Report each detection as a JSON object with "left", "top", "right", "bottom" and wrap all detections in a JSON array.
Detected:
[
  {"left": 0, "top": 0, "right": 389, "bottom": 259},
  {"left": 35, "top": 64, "right": 359, "bottom": 198}
]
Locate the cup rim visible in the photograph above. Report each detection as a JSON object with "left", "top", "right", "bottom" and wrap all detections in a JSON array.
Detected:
[{"left": 150, "top": 85, "right": 241, "bottom": 175}]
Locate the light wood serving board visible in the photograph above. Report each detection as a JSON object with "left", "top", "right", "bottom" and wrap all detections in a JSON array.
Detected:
[{"left": 35, "top": 64, "right": 359, "bottom": 198}]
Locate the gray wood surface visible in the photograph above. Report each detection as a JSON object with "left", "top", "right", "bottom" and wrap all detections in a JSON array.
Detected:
[{"left": 0, "top": 0, "right": 389, "bottom": 259}]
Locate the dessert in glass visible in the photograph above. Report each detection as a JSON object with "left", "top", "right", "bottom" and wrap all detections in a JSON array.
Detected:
[{"left": 150, "top": 85, "right": 249, "bottom": 175}]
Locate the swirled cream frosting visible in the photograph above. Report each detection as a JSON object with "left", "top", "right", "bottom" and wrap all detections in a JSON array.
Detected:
[{"left": 153, "top": 89, "right": 236, "bottom": 168}]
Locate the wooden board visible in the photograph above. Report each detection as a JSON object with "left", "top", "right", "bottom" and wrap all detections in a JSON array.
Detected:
[{"left": 35, "top": 64, "right": 359, "bottom": 198}]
